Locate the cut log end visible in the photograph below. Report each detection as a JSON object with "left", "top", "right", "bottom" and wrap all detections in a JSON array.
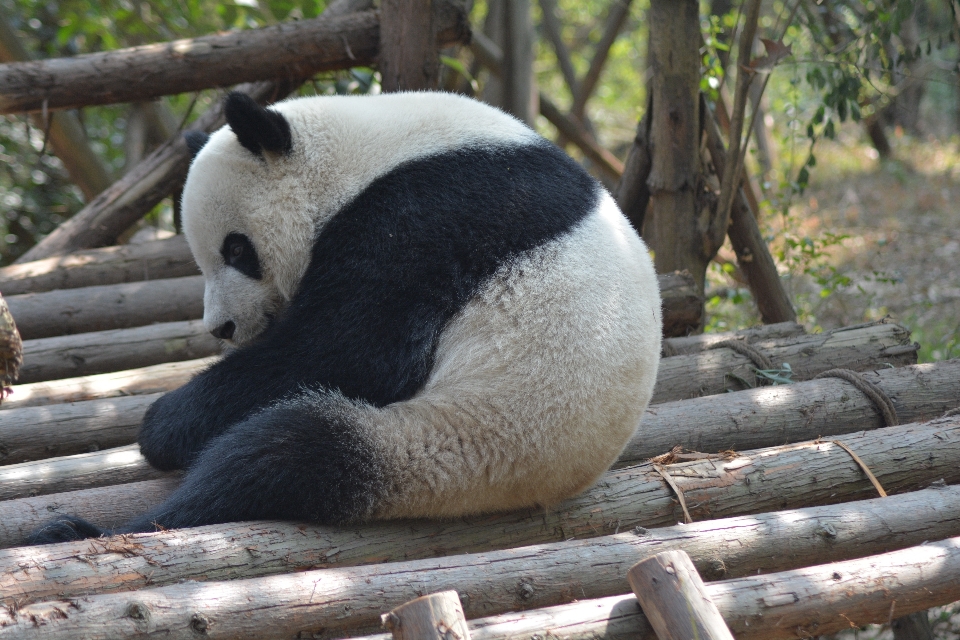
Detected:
[{"left": 0, "top": 293, "right": 23, "bottom": 396}]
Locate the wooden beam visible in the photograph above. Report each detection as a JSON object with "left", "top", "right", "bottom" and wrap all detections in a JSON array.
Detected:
[
  {"left": 7, "top": 276, "right": 204, "bottom": 340},
  {"left": 379, "top": 0, "right": 440, "bottom": 92},
  {"left": 0, "top": 5, "right": 468, "bottom": 114},
  {"left": 382, "top": 592, "right": 471, "bottom": 640},
  {"left": 4, "top": 491, "right": 959, "bottom": 637},
  {"left": 0, "top": 235, "right": 197, "bottom": 296},
  {"left": 18, "top": 320, "right": 219, "bottom": 384}
]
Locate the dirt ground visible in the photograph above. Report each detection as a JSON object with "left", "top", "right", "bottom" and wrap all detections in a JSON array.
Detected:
[{"left": 707, "top": 129, "right": 960, "bottom": 365}]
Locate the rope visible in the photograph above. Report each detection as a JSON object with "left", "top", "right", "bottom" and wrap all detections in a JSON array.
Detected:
[
  {"left": 709, "top": 338, "right": 774, "bottom": 371},
  {"left": 830, "top": 440, "right": 888, "bottom": 498},
  {"left": 814, "top": 368, "right": 899, "bottom": 427},
  {"left": 653, "top": 464, "right": 693, "bottom": 524}
]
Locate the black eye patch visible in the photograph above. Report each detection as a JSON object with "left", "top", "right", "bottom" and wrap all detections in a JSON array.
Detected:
[{"left": 220, "top": 232, "right": 263, "bottom": 280}]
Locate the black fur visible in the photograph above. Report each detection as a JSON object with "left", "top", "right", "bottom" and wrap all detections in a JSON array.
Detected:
[
  {"left": 183, "top": 130, "right": 210, "bottom": 157},
  {"left": 224, "top": 91, "right": 293, "bottom": 156},
  {"left": 32, "top": 140, "right": 601, "bottom": 542},
  {"left": 220, "top": 232, "right": 262, "bottom": 279}
]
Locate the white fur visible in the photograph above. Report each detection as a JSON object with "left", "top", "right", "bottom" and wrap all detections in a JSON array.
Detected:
[{"left": 182, "top": 92, "right": 537, "bottom": 345}]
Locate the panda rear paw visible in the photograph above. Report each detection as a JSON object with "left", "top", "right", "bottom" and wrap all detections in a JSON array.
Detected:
[{"left": 28, "top": 515, "right": 106, "bottom": 545}]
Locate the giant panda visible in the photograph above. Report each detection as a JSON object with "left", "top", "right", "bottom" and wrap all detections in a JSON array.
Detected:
[{"left": 31, "top": 91, "right": 661, "bottom": 543}]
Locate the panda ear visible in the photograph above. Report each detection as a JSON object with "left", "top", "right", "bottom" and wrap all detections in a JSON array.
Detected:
[
  {"left": 223, "top": 92, "right": 293, "bottom": 157},
  {"left": 183, "top": 131, "right": 210, "bottom": 158}
]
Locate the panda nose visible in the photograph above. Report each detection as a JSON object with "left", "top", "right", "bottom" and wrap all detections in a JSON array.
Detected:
[{"left": 212, "top": 321, "right": 236, "bottom": 341}]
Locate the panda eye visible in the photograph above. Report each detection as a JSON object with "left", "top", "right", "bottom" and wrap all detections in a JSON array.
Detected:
[{"left": 220, "top": 232, "right": 262, "bottom": 280}]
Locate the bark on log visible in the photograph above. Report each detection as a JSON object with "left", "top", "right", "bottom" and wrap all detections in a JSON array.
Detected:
[
  {"left": 2, "top": 489, "right": 959, "bottom": 638},
  {"left": 0, "top": 5, "right": 468, "bottom": 114},
  {"left": 14, "top": 0, "right": 379, "bottom": 263},
  {"left": 627, "top": 551, "right": 734, "bottom": 640},
  {"left": 381, "top": 591, "right": 472, "bottom": 640},
  {"left": 17, "top": 320, "right": 219, "bottom": 384},
  {"left": 358, "top": 534, "right": 960, "bottom": 640},
  {"left": 0, "top": 293, "right": 21, "bottom": 390},
  {"left": 620, "top": 358, "right": 960, "bottom": 465},
  {"left": 4, "top": 353, "right": 954, "bottom": 478},
  {"left": 4, "top": 323, "right": 804, "bottom": 409},
  {"left": 0, "top": 444, "right": 170, "bottom": 501},
  {"left": 7, "top": 276, "right": 204, "bottom": 340},
  {"left": 1, "top": 409, "right": 957, "bottom": 599},
  {"left": 0, "top": 235, "right": 197, "bottom": 296},
  {"left": 652, "top": 320, "right": 916, "bottom": 402},
  {"left": 1, "top": 357, "right": 213, "bottom": 410},
  {"left": 7, "top": 272, "right": 698, "bottom": 348},
  {"left": 0, "top": 393, "right": 161, "bottom": 465}
]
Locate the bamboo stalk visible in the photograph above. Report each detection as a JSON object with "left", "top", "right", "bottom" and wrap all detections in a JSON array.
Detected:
[
  {"left": 17, "top": 320, "right": 219, "bottom": 384},
  {"left": 2, "top": 488, "right": 958, "bottom": 638},
  {"left": 358, "top": 534, "right": 960, "bottom": 640},
  {"left": 0, "top": 235, "right": 197, "bottom": 296},
  {"left": 7, "top": 276, "right": 204, "bottom": 340}
]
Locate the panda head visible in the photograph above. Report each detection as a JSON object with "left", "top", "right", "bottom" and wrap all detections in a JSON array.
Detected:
[{"left": 180, "top": 93, "right": 323, "bottom": 346}]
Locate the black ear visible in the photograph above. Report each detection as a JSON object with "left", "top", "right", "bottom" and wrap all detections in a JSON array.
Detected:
[
  {"left": 224, "top": 92, "right": 293, "bottom": 157},
  {"left": 183, "top": 131, "right": 210, "bottom": 158}
]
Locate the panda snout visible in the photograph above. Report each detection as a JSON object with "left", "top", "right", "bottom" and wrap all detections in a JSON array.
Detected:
[{"left": 211, "top": 321, "right": 236, "bottom": 341}]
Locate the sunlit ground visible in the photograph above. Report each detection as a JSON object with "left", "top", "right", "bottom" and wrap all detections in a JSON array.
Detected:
[{"left": 706, "top": 129, "right": 960, "bottom": 364}]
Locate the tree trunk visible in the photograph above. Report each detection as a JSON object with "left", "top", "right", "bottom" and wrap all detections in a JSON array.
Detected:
[
  {"left": 646, "top": 0, "right": 706, "bottom": 297},
  {"left": 379, "top": 0, "right": 440, "bottom": 92},
  {"left": 0, "top": 293, "right": 22, "bottom": 390},
  {"left": 352, "top": 534, "right": 960, "bottom": 640},
  {"left": 6, "top": 276, "right": 204, "bottom": 340},
  {"left": 18, "top": 320, "right": 219, "bottom": 384},
  {"left": 501, "top": 0, "right": 536, "bottom": 125},
  {"left": 615, "top": 98, "right": 652, "bottom": 235},
  {"left": 0, "top": 235, "right": 197, "bottom": 296},
  {"left": 3, "top": 488, "right": 958, "bottom": 638}
]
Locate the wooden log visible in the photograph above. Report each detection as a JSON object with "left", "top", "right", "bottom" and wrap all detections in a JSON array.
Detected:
[
  {"left": 0, "top": 445, "right": 170, "bottom": 501},
  {"left": 0, "top": 393, "right": 161, "bottom": 465},
  {"left": 1, "top": 357, "right": 213, "bottom": 410},
  {"left": 2, "top": 489, "right": 958, "bottom": 639},
  {"left": 379, "top": 0, "right": 440, "bottom": 92},
  {"left": 0, "top": 235, "right": 197, "bottom": 296},
  {"left": 627, "top": 550, "right": 734, "bottom": 640},
  {"left": 17, "top": 320, "right": 219, "bottom": 384},
  {"left": 358, "top": 534, "right": 960, "bottom": 640},
  {"left": 381, "top": 592, "right": 471, "bottom": 640},
  {"left": 0, "top": 293, "right": 21, "bottom": 391},
  {"left": 653, "top": 321, "right": 916, "bottom": 401},
  {"left": 1, "top": 323, "right": 802, "bottom": 409},
  {"left": 7, "top": 276, "right": 204, "bottom": 340},
  {"left": 619, "top": 358, "right": 960, "bottom": 465},
  {"left": 4, "top": 353, "right": 955, "bottom": 477},
  {"left": 1, "top": 411, "right": 957, "bottom": 601},
  {"left": 0, "top": 5, "right": 468, "bottom": 114},
  {"left": 13, "top": 0, "right": 380, "bottom": 263}
]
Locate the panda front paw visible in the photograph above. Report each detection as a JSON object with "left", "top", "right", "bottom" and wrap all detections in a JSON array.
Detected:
[
  {"left": 139, "top": 391, "right": 193, "bottom": 471},
  {"left": 28, "top": 515, "right": 106, "bottom": 545}
]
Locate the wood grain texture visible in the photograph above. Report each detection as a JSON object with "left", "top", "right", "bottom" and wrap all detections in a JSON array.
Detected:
[
  {"left": 7, "top": 276, "right": 204, "bottom": 340},
  {"left": 1, "top": 357, "right": 213, "bottom": 410},
  {"left": 1, "top": 491, "right": 958, "bottom": 638},
  {"left": 0, "top": 235, "right": 197, "bottom": 296},
  {"left": 17, "top": 320, "right": 219, "bottom": 384},
  {"left": 1, "top": 414, "right": 957, "bottom": 599},
  {"left": 356, "top": 533, "right": 960, "bottom": 640},
  {"left": 0, "top": 7, "right": 466, "bottom": 114},
  {"left": 382, "top": 591, "right": 471, "bottom": 640},
  {"left": 628, "top": 551, "right": 734, "bottom": 640}
]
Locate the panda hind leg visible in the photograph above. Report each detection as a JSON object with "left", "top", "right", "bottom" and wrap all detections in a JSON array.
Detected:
[{"left": 117, "top": 389, "right": 388, "bottom": 533}]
